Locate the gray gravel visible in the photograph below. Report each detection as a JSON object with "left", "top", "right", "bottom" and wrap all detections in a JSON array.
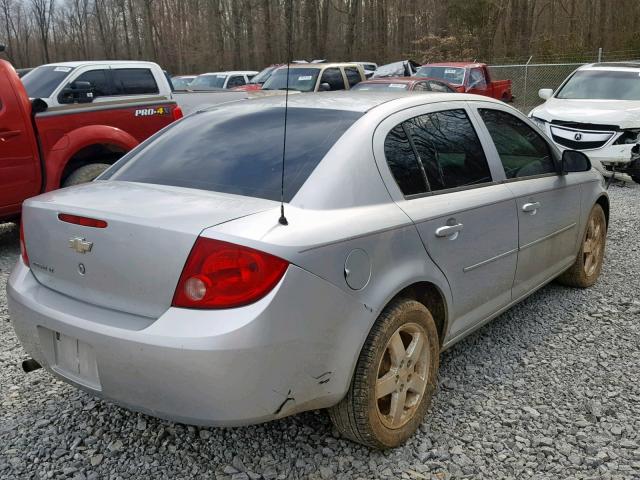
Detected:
[{"left": 1, "top": 183, "right": 639, "bottom": 480}]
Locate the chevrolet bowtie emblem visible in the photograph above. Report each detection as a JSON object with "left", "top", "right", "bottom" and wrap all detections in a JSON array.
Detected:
[{"left": 68, "top": 237, "right": 93, "bottom": 254}]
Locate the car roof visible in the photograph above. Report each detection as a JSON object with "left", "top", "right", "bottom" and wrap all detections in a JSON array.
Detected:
[
  {"left": 580, "top": 62, "right": 640, "bottom": 71},
  {"left": 43, "top": 60, "right": 158, "bottom": 68},
  {"left": 278, "top": 63, "right": 361, "bottom": 69},
  {"left": 359, "top": 77, "right": 419, "bottom": 84},
  {"left": 210, "top": 91, "right": 501, "bottom": 113},
  {"left": 200, "top": 71, "right": 259, "bottom": 76},
  {"left": 421, "top": 62, "right": 482, "bottom": 68}
]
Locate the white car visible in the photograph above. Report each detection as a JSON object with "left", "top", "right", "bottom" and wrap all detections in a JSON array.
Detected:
[
  {"left": 188, "top": 71, "right": 259, "bottom": 90},
  {"left": 529, "top": 62, "right": 640, "bottom": 183}
]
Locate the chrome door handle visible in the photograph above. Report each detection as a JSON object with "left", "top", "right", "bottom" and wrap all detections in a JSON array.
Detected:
[
  {"left": 435, "top": 223, "right": 464, "bottom": 239},
  {"left": 522, "top": 202, "right": 541, "bottom": 214}
]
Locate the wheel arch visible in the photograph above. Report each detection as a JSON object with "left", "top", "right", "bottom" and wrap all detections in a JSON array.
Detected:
[{"left": 595, "top": 194, "right": 610, "bottom": 227}]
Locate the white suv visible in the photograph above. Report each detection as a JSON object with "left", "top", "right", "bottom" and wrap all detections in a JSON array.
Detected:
[{"left": 529, "top": 62, "right": 640, "bottom": 183}]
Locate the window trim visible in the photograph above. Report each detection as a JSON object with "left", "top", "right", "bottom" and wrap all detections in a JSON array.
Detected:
[{"left": 472, "top": 104, "right": 562, "bottom": 183}]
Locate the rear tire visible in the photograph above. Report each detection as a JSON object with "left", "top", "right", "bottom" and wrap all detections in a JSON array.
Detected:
[
  {"left": 557, "top": 204, "right": 607, "bottom": 288},
  {"left": 63, "top": 163, "right": 110, "bottom": 187},
  {"left": 328, "top": 298, "right": 439, "bottom": 449}
]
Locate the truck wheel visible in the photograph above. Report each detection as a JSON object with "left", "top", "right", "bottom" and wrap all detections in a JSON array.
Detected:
[
  {"left": 557, "top": 204, "right": 606, "bottom": 288},
  {"left": 328, "top": 298, "right": 439, "bottom": 449},
  {"left": 63, "top": 163, "right": 110, "bottom": 187}
]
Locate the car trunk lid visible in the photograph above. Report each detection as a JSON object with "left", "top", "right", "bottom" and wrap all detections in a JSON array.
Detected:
[{"left": 22, "top": 181, "right": 277, "bottom": 318}]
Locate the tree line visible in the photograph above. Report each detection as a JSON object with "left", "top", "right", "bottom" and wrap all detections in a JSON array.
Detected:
[{"left": 2, "top": 0, "right": 640, "bottom": 73}]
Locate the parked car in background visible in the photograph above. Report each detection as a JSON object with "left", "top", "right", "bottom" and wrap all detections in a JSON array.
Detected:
[
  {"left": 0, "top": 58, "right": 182, "bottom": 222},
  {"left": 352, "top": 61, "right": 378, "bottom": 78},
  {"left": 171, "top": 75, "right": 196, "bottom": 90},
  {"left": 261, "top": 63, "right": 365, "bottom": 92},
  {"left": 10, "top": 92, "right": 607, "bottom": 450},
  {"left": 189, "top": 71, "right": 258, "bottom": 90},
  {"left": 373, "top": 60, "right": 420, "bottom": 78},
  {"left": 530, "top": 62, "right": 640, "bottom": 183},
  {"left": 352, "top": 77, "right": 456, "bottom": 93},
  {"left": 231, "top": 64, "right": 284, "bottom": 91},
  {"left": 416, "top": 62, "right": 513, "bottom": 102}
]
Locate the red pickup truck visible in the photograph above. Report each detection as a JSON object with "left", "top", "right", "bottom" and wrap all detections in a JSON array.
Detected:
[
  {"left": 0, "top": 56, "right": 182, "bottom": 222},
  {"left": 416, "top": 62, "right": 513, "bottom": 102}
]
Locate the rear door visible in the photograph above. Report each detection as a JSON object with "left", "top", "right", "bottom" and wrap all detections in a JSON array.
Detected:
[
  {"left": 474, "top": 105, "right": 582, "bottom": 299},
  {"left": 0, "top": 61, "right": 41, "bottom": 213},
  {"left": 374, "top": 102, "right": 518, "bottom": 340}
]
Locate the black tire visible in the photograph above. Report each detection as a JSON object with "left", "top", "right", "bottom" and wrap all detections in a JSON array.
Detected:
[
  {"left": 62, "top": 163, "right": 110, "bottom": 187},
  {"left": 557, "top": 204, "right": 607, "bottom": 288},
  {"left": 328, "top": 298, "right": 439, "bottom": 449},
  {"left": 631, "top": 175, "right": 640, "bottom": 185}
]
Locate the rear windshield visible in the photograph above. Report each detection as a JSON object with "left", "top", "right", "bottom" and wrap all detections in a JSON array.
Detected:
[
  {"left": 103, "top": 106, "right": 362, "bottom": 201},
  {"left": 262, "top": 68, "right": 320, "bottom": 92},
  {"left": 352, "top": 82, "right": 409, "bottom": 91},
  {"left": 190, "top": 74, "right": 226, "bottom": 89},
  {"left": 555, "top": 70, "right": 640, "bottom": 100},
  {"left": 416, "top": 66, "right": 465, "bottom": 85},
  {"left": 22, "top": 65, "right": 75, "bottom": 98}
]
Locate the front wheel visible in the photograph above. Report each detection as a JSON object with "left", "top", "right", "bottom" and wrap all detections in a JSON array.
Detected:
[
  {"left": 328, "top": 298, "right": 439, "bottom": 449},
  {"left": 557, "top": 203, "right": 607, "bottom": 288}
]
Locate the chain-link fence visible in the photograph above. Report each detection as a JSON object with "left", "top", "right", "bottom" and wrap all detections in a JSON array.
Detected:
[{"left": 488, "top": 49, "right": 640, "bottom": 114}]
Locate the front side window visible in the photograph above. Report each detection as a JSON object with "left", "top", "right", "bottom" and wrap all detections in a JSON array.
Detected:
[
  {"left": 103, "top": 106, "right": 362, "bottom": 202},
  {"left": 320, "top": 68, "right": 345, "bottom": 91},
  {"left": 72, "top": 69, "right": 113, "bottom": 97},
  {"left": 479, "top": 109, "right": 556, "bottom": 179},
  {"left": 113, "top": 68, "right": 159, "bottom": 95},
  {"left": 469, "top": 68, "right": 487, "bottom": 89},
  {"left": 384, "top": 125, "right": 427, "bottom": 196},
  {"left": 227, "top": 75, "right": 246, "bottom": 88},
  {"left": 344, "top": 67, "right": 362, "bottom": 87},
  {"left": 407, "top": 110, "right": 493, "bottom": 191}
]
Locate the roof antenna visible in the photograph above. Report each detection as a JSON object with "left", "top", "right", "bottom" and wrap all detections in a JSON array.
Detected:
[{"left": 278, "top": 0, "right": 293, "bottom": 226}]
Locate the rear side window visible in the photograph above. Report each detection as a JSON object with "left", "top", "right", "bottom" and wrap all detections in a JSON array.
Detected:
[
  {"left": 320, "top": 68, "right": 345, "bottom": 91},
  {"left": 479, "top": 109, "right": 555, "bottom": 178},
  {"left": 384, "top": 125, "right": 427, "bottom": 196},
  {"left": 344, "top": 67, "right": 362, "bottom": 87},
  {"left": 112, "top": 68, "right": 159, "bottom": 95},
  {"left": 73, "top": 69, "right": 113, "bottom": 97},
  {"left": 104, "top": 107, "right": 362, "bottom": 202},
  {"left": 407, "top": 110, "right": 492, "bottom": 191}
]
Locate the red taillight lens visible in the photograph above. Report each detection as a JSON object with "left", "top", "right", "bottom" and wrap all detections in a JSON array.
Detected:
[
  {"left": 19, "top": 222, "right": 29, "bottom": 266},
  {"left": 58, "top": 213, "right": 107, "bottom": 228},
  {"left": 172, "top": 106, "right": 183, "bottom": 121},
  {"left": 172, "top": 238, "right": 289, "bottom": 309}
]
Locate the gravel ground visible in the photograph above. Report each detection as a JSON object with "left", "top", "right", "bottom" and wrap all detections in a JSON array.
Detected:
[{"left": 1, "top": 183, "right": 639, "bottom": 480}]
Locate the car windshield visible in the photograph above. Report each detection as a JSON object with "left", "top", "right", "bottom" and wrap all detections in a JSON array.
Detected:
[
  {"left": 190, "top": 74, "right": 227, "bottom": 89},
  {"left": 250, "top": 66, "right": 277, "bottom": 84},
  {"left": 262, "top": 68, "right": 319, "bottom": 92},
  {"left": 555, "top": 69, "right": 640, "bottom": 100},
  {"left": 102, "top": 106, "right": 362, "bottom": 202},
  {"left": 21, "top": 65, "right": 76, "bottom": 98},
  {"left": 171, "top": 77, "right": 193, "bottom": 90},
  {"left": 415, "top": 66, "right": 465, "bottom": 85},
  {"left": 352, "top": 82, "right": 409, "bottom": 91}
]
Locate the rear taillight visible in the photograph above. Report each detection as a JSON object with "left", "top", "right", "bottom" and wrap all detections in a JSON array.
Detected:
[
  {"left": 58, "top": 213, "right": 108, "bottom": 228},
  {"left": 19, "top": 222, "right": 29, "bottom": 266},
  {"left": 172, "top": 237, "right": 289, "bottom": 309},
  {"left": 172, "top": 106, "right": 183, "bottom": 121}
]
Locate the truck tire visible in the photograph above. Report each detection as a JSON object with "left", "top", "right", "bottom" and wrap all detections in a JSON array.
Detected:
[
  {"left": 556, "top": 204, "right": 607, "bottom": 288},
  {"left": 328, "top": 298, "right": 439, "bottom": 449},
  {"left": 63, "top": 163, "right": 110, "bottom": 187}
]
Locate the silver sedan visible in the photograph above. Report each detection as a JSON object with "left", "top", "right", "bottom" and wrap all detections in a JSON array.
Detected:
[{"left": 8, "top": 92, "right": 608, "bottom": 448}]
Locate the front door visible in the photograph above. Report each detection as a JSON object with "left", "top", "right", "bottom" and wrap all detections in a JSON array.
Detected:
[
  {"left": 375, "top": 104, "right": 519, "bottom": 340},
  {"left": 475, "top": 107, "right": 582, "bottom": 299},
  {"left": 0, "top": 60, "right": 40, "bottom": 215}
]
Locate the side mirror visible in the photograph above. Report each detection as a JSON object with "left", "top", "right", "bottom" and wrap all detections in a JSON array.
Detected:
[
  {"left": 59, "top": 80, "right": 94, "bottom": 104},
  {"left": 318, "top": 82, "right": 331, "bottom": 92},
  {"left": 561, "top": 150, "right": 591, "bottom": 174},
  {"left": 538, "top": 88, "right": 553, "bottom": 100},
  {"left": 31, "top": 98, "right": 48, "bottom": 114}
]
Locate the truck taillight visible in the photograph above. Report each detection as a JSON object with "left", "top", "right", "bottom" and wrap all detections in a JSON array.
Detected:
[
  {"left": 172, "top": 237, "right": 288, "bottom": 309},
  {"left": 172, "top": 106, "right": 183, "bottom": 121},
  {"left": 20, "top": 222, "right": 29, "bottom": 266}
]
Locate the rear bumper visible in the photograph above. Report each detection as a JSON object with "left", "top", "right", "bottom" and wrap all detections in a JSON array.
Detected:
[{"left": 7, "top": 261, "right": 370, "bottom": 426}]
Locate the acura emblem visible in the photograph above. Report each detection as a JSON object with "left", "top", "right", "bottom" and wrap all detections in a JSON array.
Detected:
[
  {"left": 574, "top": 132, "right": 583, "bottom": 141},
  {"left": 69, "top": 237, "right": 93, "bottom": 254}
]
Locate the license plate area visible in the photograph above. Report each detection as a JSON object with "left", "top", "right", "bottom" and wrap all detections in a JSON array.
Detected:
[{"left": 40, "top": 328, "right": 101, "bottom": 390}]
